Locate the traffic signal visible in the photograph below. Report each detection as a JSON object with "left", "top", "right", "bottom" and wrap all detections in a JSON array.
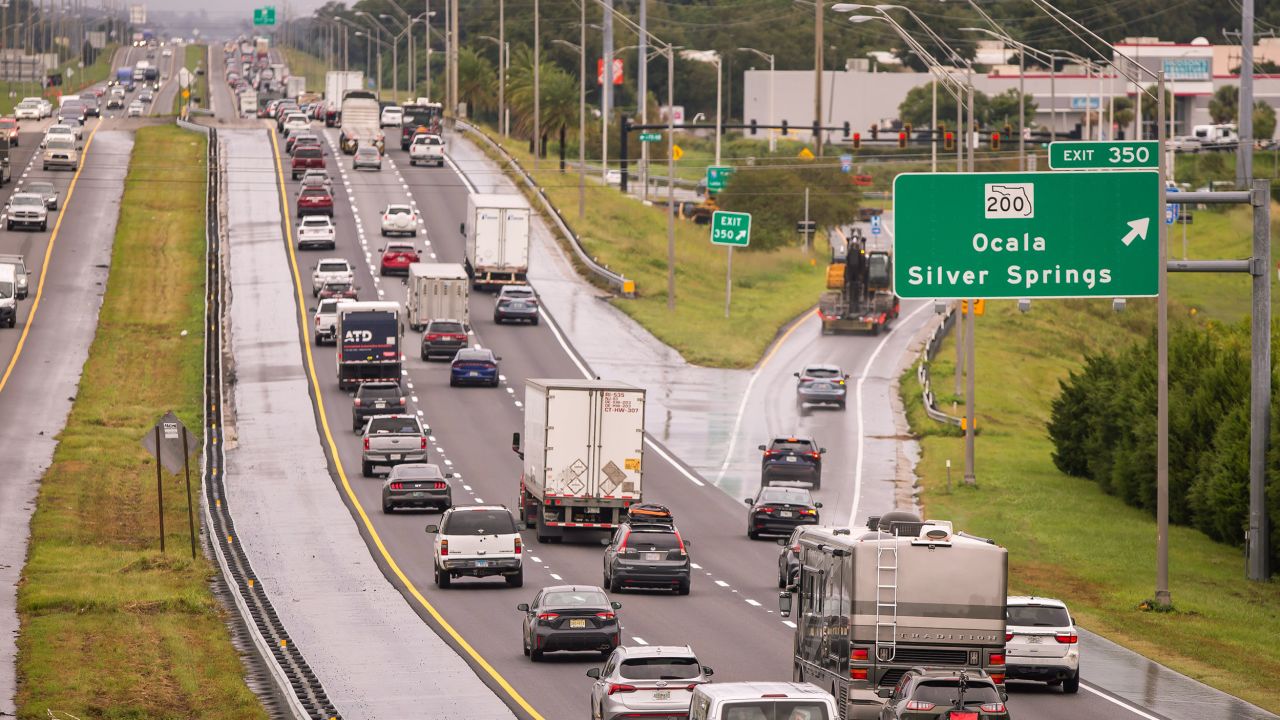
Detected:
[
  {"left": 852, "top": 132, "right": 861, "bottom": 150},
  {"left": 904, "top": 123, "right": 913, "bottom": 138},
  {"left": 898, "top": 131, "right": 907, "bottom": 149},
  {"left": 749, "top": 119, "right": 758, "bottom": 135},
  {"left": 781, "top": 119, "right": 789, "bottom": 136},
  {"left": 991, "top": 132, "right": 1001, "bottom": 151},
  {"left": 944, "top": 132, "right": 954, "bottom": 150},
  {"left": 1004, "top": 123, "right": 1013, "bottom": 138},
  {"left": 870, "top": 123, "right": 878, "bottom": 141},
  {"left": 842, "top": 121, "right": 851, "bottom": 138}
]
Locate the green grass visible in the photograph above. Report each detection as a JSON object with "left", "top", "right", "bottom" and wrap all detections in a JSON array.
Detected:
[
  {"left": 1, "top": 46, "right": 118, "bottom": 116},
  {"left": 15, "top": 126, "right": 267, "bottom": 720},
  {"left": 475, "top": 124, "right": 828, "bottom": 368},
  {"left": 281, "top": 48, "right": 333, "bottom": 96},
  {"left": 901, "top": 204, "right": 1280, "bottom": 713},
  {"left": 174, "top": 44, "right": 209, "bottom": 115}
]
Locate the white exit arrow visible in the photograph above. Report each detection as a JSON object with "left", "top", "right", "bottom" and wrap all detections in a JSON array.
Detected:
[{"left": 1120, "top": 217, "right": 1150, "bottom": 247}]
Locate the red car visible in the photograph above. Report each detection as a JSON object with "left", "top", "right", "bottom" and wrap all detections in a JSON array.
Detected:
[
  {"left": 0, "top": 118, "right": 18, "bottom": 146},
  {"left": 297, "top": 187, "right": 334, "bottom": 217},
  {"left": 291, "top": 145, "right": 325, "bottom": 180},
  {"left": 379, "top": 241, "right": 419, "bottom": 276},
  {"left": 318, "top": 280, "right": 359, "bottom": 301}
]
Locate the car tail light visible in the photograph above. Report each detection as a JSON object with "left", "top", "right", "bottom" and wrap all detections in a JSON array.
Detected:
[
  {"left": 981, "top": 703, "right": 1006, "bottom": 713},
  {"left": 675, "top": 531, "right": 687, "bottom": 557},
  {"left": 807, "top": 451, "right": 821, "bottom": 459},
  {"left": 850, "top": 648, "right": 868, "bottom": 661},
  {"left": 439, "top": 539, "right": 448, "bottom": 556},
  {"left": 615, "top": 528, "right": 631, "bottom": 552},
  {"left": 756, "top": 506, "right": 773, "bottom": 514},
  {"left": 537, "top": 612, "right": 559, "bottom": 623},
  {"left": 595, "top": 611, "right": 615, "bottom": 620},
  {"left": 353, "top": 398, "right": 362, "bottom": 406},
  {"left": 683, "top": 683, "right": 701, "bottom": 691},
  {"left": 432, "top": 482, "right": 446, "bottom": 489},
  {"left": 849, "top": 669, "right": 867, "bottom": 680},
  {"left": 800, "top": 508, "right": 817, "bottom": 515},
  {"left": 989, "top": 673, "right": 1005, "bottom": 685},
  {"left": 363, "top": 438, "right": 370, "bottom": 450},
  {"left": 1005, "top": 632, "right": 1013, "bottom": 642},
  {"left": 398, "top": 396, "right": 407, "bottom": 405},
  {"left": 1055, "top": 632, "right": 1078, "bottom": 644},
  {"left": 420, "top": 437, "right": 428, "bottom": 450},
  {"left": 389, "top": 482, "right": 403, "bottom": 490},
  {"left": 513, "top": 536, "right": 522, "bottom": 554},
  {"left": 905, "top": 701, "right": 935, "bottom": 711},
  {"left": 763, "top": 450, "right": 780, "bottom": 458},
  {"left": 990, "top": 653, "right": 1005, "bottom": 666},
  {"left": 606, "top": 684, "right": 637, "bottom": 696},
  {"left": 425, "top": 334, "right": 441, "bottom": 341}
]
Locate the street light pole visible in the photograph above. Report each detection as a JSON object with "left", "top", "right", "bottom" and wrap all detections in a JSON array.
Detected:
[
  {"left": 533, "top": 0, "right": 539, "bottom": 164},
  {"left": 738, "top": 47, "right": 775, "bottom": 153}
]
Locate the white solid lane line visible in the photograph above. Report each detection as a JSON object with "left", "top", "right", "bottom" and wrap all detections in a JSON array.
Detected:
[{"left": 1080, "top": 683, "right": 1163, "bottom": 720}]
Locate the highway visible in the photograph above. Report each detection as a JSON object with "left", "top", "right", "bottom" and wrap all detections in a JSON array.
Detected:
[{"left": 241, "top": 116, "right": 1182, "bottom": 720}]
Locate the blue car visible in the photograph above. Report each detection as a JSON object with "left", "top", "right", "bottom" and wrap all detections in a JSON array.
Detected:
[{"left": 450, "top": 348, "right": 500, "bottom": 387}]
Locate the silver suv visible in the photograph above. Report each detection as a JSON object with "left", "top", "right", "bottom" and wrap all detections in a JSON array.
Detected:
[
  {"left": 587, "top": 645, "right": 712, "bottom": 720},
  {"left": 1005, "top": 595, "right": 1080, "bottom": 693}
]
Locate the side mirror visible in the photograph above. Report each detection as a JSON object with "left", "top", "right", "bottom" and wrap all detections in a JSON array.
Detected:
[
  {"left": 424, "top": 524, "right": 438, "bottom": 533},
  {"left": 308, "top": 307, "right": 315, "bottom": 312},
  {"left": 600, "top": 538, "right": 612, "bottom": 546},
  {"left": 516, "top": 603, "right": 530, "bottom": 612},
  {"left": 843, "top": 373, "right": 850, "bottom": 379},
  {"left": 494, "top": 356, "right": 503, "bottom": 361},
  {"left": 585, "top": 668, "right": 601, "bottom": 680},
  {"left": 757, "top": 444, "right": 767, "bottom": 451},
  {"left": 820, "top": 448, "right": 827, "bottom": 454},
  {"left": 610, "top": 601, "right": 621, "bottom": 610},
  {"left": 511, "top": 432, "right": 522, "bottom": 455},
  {"left": 1000, "top": 689, "right": 1009, "bottom": 702},
  {"left": 776, "top": 538, "right": 788, "bottom": 546},
  {"left": 778, "top": 591, "right": 793, "bottom": 618},
  {"left": 876, "top": 688, "right": 893, "bottom": 699},
  {"left": 743, "top": 498, "right": 754, "bottom": 505},
  {"left": 459, "top": 222, "right": 465, "bottom": 236},
  {"left": 792, "top": 371, "right": 799, "bottom": 377},
  {"left": 682, "top": 539, "right": 692, "bottom": 548},
  {"left": 814, "top": 501, "right": 823, "bottom": 509},
  {"left": 444, "top": 473, "right": 455, "bottom": 479},
  {"left": 701, "top": 666, "right": 714, "bottom": 677}
]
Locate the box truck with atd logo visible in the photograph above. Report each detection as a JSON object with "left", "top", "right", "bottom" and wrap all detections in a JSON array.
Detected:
[
  {"left": 512, "top": 379, "right": 645, "bottom": 543},
  {"left": 336, "top": 301, "right": 402, "bottom": 390}
]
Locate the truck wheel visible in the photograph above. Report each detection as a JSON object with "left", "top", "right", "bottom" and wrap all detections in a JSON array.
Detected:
[
  {"left": 361, "top": 461, "right": 372, "bottom": 477},
  {"left": 1063, "top": 670, "right": 1080, "bottom": 694},
  {"left": 676, "top": 580, "right": 691, "bottom": 596},
  {"left": 747, "top": 528, "right": 759, "bottom": 540},
  {"left": 381, "top": 499, "right": 393, "bottom": 514},
  {"left": 608, "top": 573, "right": 623, "bottom": 594},
  {"left": 506, "top": 569, "right": 524, "bottom": 588},
  {"left": 434, "top": 565, "right": 451, "bottom": 588},
  {"left": 40, "top": 221, "right": 46, "bottom": 231}
]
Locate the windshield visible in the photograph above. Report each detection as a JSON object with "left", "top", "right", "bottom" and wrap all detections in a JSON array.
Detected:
[
  {"left": 1007, "top": 605, "right": 1071, "bottom": 627},
  {"left": 302, "top": 217, "right": 329, "bottom": 227},
  {"left": 300, "top": 189, "right": 329, "bottom": 200},
  {"left": 430, "top": 322, "right": 464, "bottom": 334},
  {"left": 454, "top": 350, "right": 492, "bottom": 363},
  {"left": 442, "top": 510, "right": 517, "bottom": 536},
  {"left": 758, "top": 488, "right": 811, "bottom": 505},
  {"left": 295, "top": 147, "right": 321, "bottom": 159},
  {"left": 618, "top": 657, "right": 700, "bottom": 681},
  {"left": 771, "top": 440, "right": 814, "bottom": 453},
  {"left": 12, "top": 196, "right": 40, "bottom": 207},
  {"left": 623, "top": 531, "right": 678, "bottom": 551},
  {"left": 386, "top": 206, "right": 411, "bottom": 215},
  {"left": 318, "top": 262, "right": 348, "bottom": 273},
  {"left": 317, "top": 299, "right": 339, "bottom": 314},
  {"left": 390, "top": 464, "right": 442, "bottom": 481},
  {"left": 0, "top": 281, "right": 12, "bottom": 299},
  {"left": 46, "top": 140, "right": 73, "bottom": 150},
  {"left": 720, "top": 701, "right": 831, "bottom": 720},
  {"left": 357, "top": 383, "right": 402, "bottom": 400},
  {"left": 502, "top": 287, "right": 534, "bottom": 299},
  {"left": 366, "top": 417, "right": 420, "bottom": 435},
  {"left": 803, "top": 367, "right": 841, "bottom": 378},
  {"left": 911, "top": 681, "right": 1001, "bottom": 706},
  {"left": 542, "top": 591, "right": 608, "bottom": 608}
]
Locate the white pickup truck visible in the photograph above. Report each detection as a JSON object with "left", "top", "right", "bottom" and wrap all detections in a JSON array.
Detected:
[
  {"left": 409, "top": 133, "right": 445, "bottom": 167},
  {"left": 426, "top": 505, "right": 523, "bottom": 588},
  {"left": 312, "top": 297, "right": 341, "bottom": 345},
  {"left": 311, "top": 257, "right": 353, "bottom": 296}
]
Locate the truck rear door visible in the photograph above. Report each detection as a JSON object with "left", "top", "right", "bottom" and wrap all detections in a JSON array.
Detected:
[
  {"left": 543, "top": 387, "right": 594, "bottom": 498},
  {"left": 474, "top": 208, "right": 503, "bottom": 269},
  {"left": 502, "top": 207, "right": 530, "bottom": 270},
  {"left": 594, "top": 390, "right": 644, "bottom": 500}
]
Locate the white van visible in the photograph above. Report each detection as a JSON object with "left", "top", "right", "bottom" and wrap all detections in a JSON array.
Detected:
[
  {"left": 689, "top": 682, "right": 837, "bottom": 720},
  {"left": 0, "top": 264, "right": 18, "bottom": 328}
]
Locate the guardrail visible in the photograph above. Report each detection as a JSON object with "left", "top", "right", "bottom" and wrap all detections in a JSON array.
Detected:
[
  {"left": 455, "top": 120, "right": 634, "bottom": 297},
  {"left": 199, "top": 127, "right": 341, "bottom": 720},
  {"left": 916, "top": 304, "right": 963, "bottom": 427}
]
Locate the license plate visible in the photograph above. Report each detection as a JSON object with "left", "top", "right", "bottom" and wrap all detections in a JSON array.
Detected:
[
  {"left": 512, "top": 302, "right": 526, "bottom": 309},
  {"left": 569, "top": 619, "right": 587, "bottom": 629},
  {"left": 813, "top": 383, "right": 831, "bottom": 390},
  {"left": 643, "top": 552, "right": 663, "bottom": 561},
  {"left": 785, "top": 456, "right": 797, "bottom": 462},
  {"left": 780, "top": 511, "right": 794, "bottom": 518},
  {"left": 390, "top": 454, "right": 401, "bottom": 460},
  {"left": 374, "top": 401, "right": 387, "bottom": 408},
  {"left": 949, "top": 713, "right": 978, "bottom": 720},
  {"left": 1027, "top": 636, "right": 1043, "bottom": 644},
  {"left": 412, "top": 492, "right": 424, "bottom": 497},
  {"left": 469, "top": 371, "right": 478, "bottom": 377},
  {"left": 475, "top": 560, "right": 488, "bottom": 568},
  {"left": 586, "top": 506, "right": 599, "bottom": 513},
  {"left": 653, "top": 690, "right": 671, "bottom": 701}
]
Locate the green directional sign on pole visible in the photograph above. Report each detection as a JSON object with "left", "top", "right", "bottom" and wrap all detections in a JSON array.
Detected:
[
  {"left": 253, "top": 6, "right": 276, "bottom": 25},
  {"left": 892, "top": 171, "right": 1160, "bottom": 299},
  {"left": 638, "top": 131, "right": 662, "bottom": 143},
  {"left": 710, "top": 210, "right": 751, "bottom": 247},
  {"left": 706, "top": 165, "right": 734, "bottom": 192},
  {"left": 1049, "top": 140, "right": 1158, "bottom": 170}
]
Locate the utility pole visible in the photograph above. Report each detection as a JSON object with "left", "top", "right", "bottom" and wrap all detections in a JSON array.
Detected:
[
  {"left": 425, "top": 0, "right": 431, "bottom": 99},
  {"left": 814, "top": 0, "right": 823, "bottom": 157},
  {"left": 578, "top": 0, "right": 585, "bottom": 219},
  {"left": 532, "top": 0, "right": 539, "bottom": 164},
  {"left": 1156, "top": 71, "right": 1171, "bottom": 608},
  {"left": 1238, "top": 0, "right": 1255, "bottom": 187},
  {"left": 499, "top": 0, "right": 504, "bottom": 134},
  {"left": 602, "top": 0, "right": 613, "bottom": 181},
  {"left": 450, "top": 0, "right": 458, "bottom": 122},
  {"left": 639, "top": 0, "right": 648, "bottom": 200}
]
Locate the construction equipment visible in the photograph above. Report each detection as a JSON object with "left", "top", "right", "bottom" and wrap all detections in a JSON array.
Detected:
[{"left": 819, "top": 226, "right": 899, "bottom": 335}]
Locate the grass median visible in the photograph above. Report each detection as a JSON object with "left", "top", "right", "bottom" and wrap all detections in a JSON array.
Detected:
[
  {"left": 174, "top": 44, "right": 209, "bottom": 115},
  {"left": 472, "top": 125, "right": 827, "bottom": 368},
  {"left": 15, "top": 126, "right": 266, "bottom": 719},
  {"left": 902, "top": 204, "right": 1280, "bottom": 712}
]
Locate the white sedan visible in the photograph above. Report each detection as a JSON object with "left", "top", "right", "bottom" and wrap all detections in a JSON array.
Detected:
[
  {"left": 380, "top": 106, "right": 404, "bottom": 128},
  {"left": 14, "top": 102, "right": 41, "bottom": 120},
  {"left": 380, "top": 204, "right": 417, "bottom": 237},
  {"left": 127, "top": 101, "right": 144, "bottom": 118},
  {"left": 41, "top": 125, "right": 77, "bottom": 147},
  {"left": 296, "top": 216, "right": 337, "bottom": 250}
]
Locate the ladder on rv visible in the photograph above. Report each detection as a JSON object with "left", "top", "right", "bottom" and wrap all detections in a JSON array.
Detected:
[{"left": 875, "top": 531, "right": 899, "bottom": 661}]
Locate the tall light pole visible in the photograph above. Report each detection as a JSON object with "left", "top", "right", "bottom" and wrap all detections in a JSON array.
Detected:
[
  {"left": 379, "top": 13, "right": 404, "bottom": 100},
  {"left": 552, "top": 36, "right": 585, "bottom": 217},
  {"left": 681, "top": 49, "right": 722, "bottom": 166},
  {"left": 532, "top": 0, "right": 539, "bottom": 164},
  {"left": 738, "top": 47, "right": 775, "bottom": 153},
  {"left": 480, "top": 35, "right": 507, "bottom": 138},
  {"left": 356, "top": 12, "right": 391, "bottom": 97}
]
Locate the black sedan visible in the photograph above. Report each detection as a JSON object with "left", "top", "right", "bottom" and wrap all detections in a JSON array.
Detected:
[
  {"left": 745, "top": 485, "right": 821, "bottom": 539},
  {"left": 381, "top": 463, "right": 451, "bottom": 513},
  {"left": 518, "top": 585, "right": 621, "bottom": 661}
]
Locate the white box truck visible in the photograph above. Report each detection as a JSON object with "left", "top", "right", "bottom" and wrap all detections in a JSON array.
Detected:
[
  {"left": 405, "top": 262, "right": 469, "bottom": 331},
  {"left": 513, "top": 379, "right": 645, "bottom": 543},
  {"left": 238, "top": 89, "right": 258, "bottom": 117},
  {"left": 324, "top": 70, "right": 364, "bottom": 126},
  {"left": 462, "top": 194, "right": 530, "bottom": 290},
  {"left": 286, "top": 75, "right": 306, "bottom": 99}
]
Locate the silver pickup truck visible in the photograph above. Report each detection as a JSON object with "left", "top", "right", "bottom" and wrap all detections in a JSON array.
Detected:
[
  {"left": 312, "top": 257, "right": 354, "bottom": 297},
  {"left": 361, "top": 414, "right": 430, "bottom": 477}
]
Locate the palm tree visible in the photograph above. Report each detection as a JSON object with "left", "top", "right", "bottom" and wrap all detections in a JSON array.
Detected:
[
  {"left": 506, "top": 45, "right": 579, "bottom": 153},
  {"left": 457, "top": 46, "right": 497, "bottom": 118}
]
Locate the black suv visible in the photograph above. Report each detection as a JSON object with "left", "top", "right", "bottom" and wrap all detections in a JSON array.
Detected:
[
  {"left": 880, "top": 668, "right": 1009, "bottom": 719},
  {"left": 758, "top": 437, "right": 825, "bottom": 488},
  {"left": 744, "top": 484, "right": 821, "bottom": 539},
  {"left": 421, "top": 319, "right": 468, "bottom": 361},
  {"left": 352, "top": 381, "right": 407, "bottom": 432},
  {"left": 602, "top": 522, "right": 691, "bottom": 595}
]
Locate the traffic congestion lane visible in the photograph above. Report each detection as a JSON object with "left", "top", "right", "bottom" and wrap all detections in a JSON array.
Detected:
[
  {"left": 277, "top": 128, "right": 798, "bottom": 719},
  {"left": 0, "top": 126, "right": 131, "bottom": 714}
]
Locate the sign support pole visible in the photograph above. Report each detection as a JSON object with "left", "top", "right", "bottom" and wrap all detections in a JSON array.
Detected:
[
  {"left": 963, "top": 300, "right": 976, "bottom": 486},
  {"left": 803, "top": 187, "right": 810, "bottom": 254},
  {"left": 1156, "top": 70, "right": 1171, "bottom": 608},
  {"left": 1248, "top": 178, "right": 1272, "bottom": 581},
  {"left": 724, "top": 247, "right": 733, "bottom": 318},
  {"left": 154, "top": 425, "right": 166, "bottom": 553},
  {"left": 182, "top": 426, "right": 197, "bottom": 560}
]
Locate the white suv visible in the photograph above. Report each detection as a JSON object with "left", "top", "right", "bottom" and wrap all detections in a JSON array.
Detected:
[
  {"left": 1005, "top": 595, "right": 1080, "bottom": 693},
  {"left": 426, "top": 505, "right": 523, "bottom": 589}
]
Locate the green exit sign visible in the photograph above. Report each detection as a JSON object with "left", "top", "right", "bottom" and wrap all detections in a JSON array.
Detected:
[
  {"left": 638, "top": 131, "right": 662, "bottom": 143},
  {"left": 710, "top": 211, "right": 751, "bottom": 247},
  {"left": 1049, "top": 141, "right": 1158, "bottom": 170},
  {"left": 893, "top": 171, "right": 1160, "bottom": 299},
  {"left": 706, "top": 165, "right": 734, "bottom": 192},
  {"left": 254, "top": 6, "right": 276, "bottom": 25}
]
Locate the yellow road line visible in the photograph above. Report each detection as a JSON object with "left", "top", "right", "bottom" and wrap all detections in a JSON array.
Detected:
[
  {"left": 757, "top": 306, "right": 818, "bottom": 372},
  {"left": 0, "top": 118, "right": 104, "bottom": 395},
  {"left": 266, "top": 130, "right": 546, "bottom": 720}
]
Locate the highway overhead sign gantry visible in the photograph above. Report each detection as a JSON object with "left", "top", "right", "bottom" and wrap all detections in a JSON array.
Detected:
[
  {"left": 1049, "top": 141, "right": 1158, "bottom": 170},
  {"left": 710, "top": 210, "right": 751, "bottom": 247},
  {"left": 892, "top": 171, "right": 1160, "bottom": 299}
]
